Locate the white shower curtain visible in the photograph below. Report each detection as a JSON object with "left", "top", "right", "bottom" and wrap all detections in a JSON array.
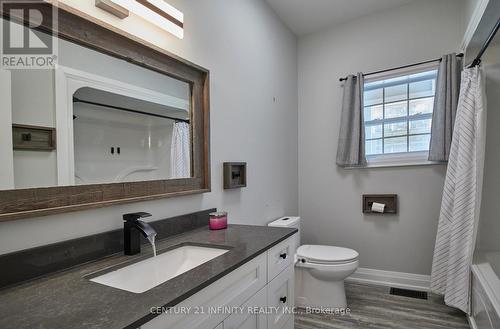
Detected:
[
  {"left": 430, "top": 67, "right": 487, "bottom": 314},
  {"left": 170, "top": 122, "right": 191, "bottom": 178}
]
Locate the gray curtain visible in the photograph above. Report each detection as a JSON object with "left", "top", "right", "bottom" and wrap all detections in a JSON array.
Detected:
[
  {"left": 429, "top": 53, "right": 463, "bottom": 161},
  {"left": 336, "top": 73, "right": 366, "bottom": 167}
]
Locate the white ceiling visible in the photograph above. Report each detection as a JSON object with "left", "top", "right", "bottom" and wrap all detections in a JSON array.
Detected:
[{"left": 265, "top": 0, "right": 415, "bottom": 36}]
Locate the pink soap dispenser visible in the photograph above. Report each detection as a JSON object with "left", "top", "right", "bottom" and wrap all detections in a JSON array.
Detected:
[{"left": 209, "top": 211, "right": 228, "bottom": 230}]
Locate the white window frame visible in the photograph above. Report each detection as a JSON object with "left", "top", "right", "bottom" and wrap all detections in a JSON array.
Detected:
[{"left": 362, "top": 62, "right": 444, "bottom": 168}]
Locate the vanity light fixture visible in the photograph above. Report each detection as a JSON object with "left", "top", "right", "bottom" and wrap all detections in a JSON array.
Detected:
[
  {"left": 112, "top": 0, "right": 184, "bottom": 39},
  {"left": 95, "top": 0, "right": 129, "bottom": 19}
]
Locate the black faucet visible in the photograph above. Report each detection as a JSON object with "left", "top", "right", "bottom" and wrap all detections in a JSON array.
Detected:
[{"left": 123, "top": 212, "right": 157, "bottom": 255}]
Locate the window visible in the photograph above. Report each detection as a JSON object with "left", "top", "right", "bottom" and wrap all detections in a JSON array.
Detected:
[{"left": 364, "top": 68, "right": 437, "bottom": 165}]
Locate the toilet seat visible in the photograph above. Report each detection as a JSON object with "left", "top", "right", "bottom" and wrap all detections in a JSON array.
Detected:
[{"left": 297, "top": 244, "right": 359, "bottom": 265}]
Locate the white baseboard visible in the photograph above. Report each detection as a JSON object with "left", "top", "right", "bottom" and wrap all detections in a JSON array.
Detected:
[
  {"left": 468, "top": 315, "right": 478, "bottom": 329},
  {"left": 346, "top": 267, "right": 431, "bottom": 291}
]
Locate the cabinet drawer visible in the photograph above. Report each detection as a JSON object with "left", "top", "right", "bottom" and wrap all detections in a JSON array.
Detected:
[
  {"left": 142, "top": 253, "right": 267, "bottom": 329},
  {"left": 224, "top": 286, "right": 267, "bottom": 329},
  {"left": 267, "top": 265, "right": 294, "bottom": 329},
  {"left": 267, "top": 237, "right": 294, "bottom": 281}
]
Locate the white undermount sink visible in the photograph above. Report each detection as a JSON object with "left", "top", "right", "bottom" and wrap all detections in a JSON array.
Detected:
[{"left": 90, "top": 245, "right": 229, "bottom": 293}]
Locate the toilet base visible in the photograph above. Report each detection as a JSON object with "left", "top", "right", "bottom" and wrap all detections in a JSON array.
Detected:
[
  {"left": 296, "top": 268, "right": 347, "bottom": 309},
  {"left": 295, "top": 261, "right": 358, "bottom": 310}
]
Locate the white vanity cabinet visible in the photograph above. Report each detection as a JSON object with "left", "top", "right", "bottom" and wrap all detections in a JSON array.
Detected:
[
  {"left": 141, "top": 234, "right": 297, "bottom": 329},
  {"left": 142, "top": 253, "right": 267, "bottom": 329}
]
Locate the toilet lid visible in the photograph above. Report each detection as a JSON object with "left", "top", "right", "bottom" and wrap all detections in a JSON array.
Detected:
[{"left": 297, "top": 245, "right": 359, "bottom": 264}]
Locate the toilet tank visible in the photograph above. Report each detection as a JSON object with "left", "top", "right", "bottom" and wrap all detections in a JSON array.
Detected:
[{"left": 268, "top": 216, "right": 300, "bottom": 252}]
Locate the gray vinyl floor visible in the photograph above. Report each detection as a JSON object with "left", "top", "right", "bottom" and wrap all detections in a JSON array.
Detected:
[{"left": 295, "top": 282, "right": 470, "bottom": 329}]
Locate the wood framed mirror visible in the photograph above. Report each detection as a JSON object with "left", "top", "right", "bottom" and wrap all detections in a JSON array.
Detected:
[{"left": 0, "top": 2, "right": 210, "bottom": 222}]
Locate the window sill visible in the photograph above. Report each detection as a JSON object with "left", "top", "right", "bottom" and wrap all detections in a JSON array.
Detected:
[{"left": 345, "top": 152, "right": 446, "bottom": 169}]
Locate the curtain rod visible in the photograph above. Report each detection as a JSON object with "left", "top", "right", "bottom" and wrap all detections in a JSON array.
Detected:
[
  {"left": 339, "top": 53, "right": 464, "bottom": 82},
  {"left": 468, "top": 18, "right": 500, "bottom": 68},
  {"left": 73, "top": 97, "right": 190, "bottom": 123}
]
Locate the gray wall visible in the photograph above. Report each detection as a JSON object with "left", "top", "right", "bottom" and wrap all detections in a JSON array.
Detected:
[
  {"left": 464, "top": 0, "right": 481, "bottom": 27},
  {"left": 0, "top": 0, "right": 298, "bottom": 254},
  {"left": 11, "top": 70, "right": 57, "bottom": 189},
  {"left": 297, "top": 0, "right": 463, "bottom": 275},
  {"left": 477, "top": 42, "right": 500, "bottom": 253}
]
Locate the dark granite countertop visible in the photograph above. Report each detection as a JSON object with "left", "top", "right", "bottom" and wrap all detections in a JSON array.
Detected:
[{"left": 0, "top": 224, "right": 297, "bottom": 329}]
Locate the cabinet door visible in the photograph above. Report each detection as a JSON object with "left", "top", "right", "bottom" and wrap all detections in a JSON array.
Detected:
[
  {"left": 267, "top": 265, "right": 294, "bottom": 329},
  {"left": 224, "top": 287, "right": 267, "bottom": 329}
]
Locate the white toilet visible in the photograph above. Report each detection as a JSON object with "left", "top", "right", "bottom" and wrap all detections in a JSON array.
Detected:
[{"left": 268, "top": 216, "right": 359, "bottom": 309}]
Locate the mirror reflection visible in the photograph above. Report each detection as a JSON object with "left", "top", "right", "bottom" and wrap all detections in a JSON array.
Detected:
[
  {"left": 73, "top": 88, "right": 191, "bottom": 185},
  {"left": 1, "top": 19, "right": 192, "bottom": 191}
]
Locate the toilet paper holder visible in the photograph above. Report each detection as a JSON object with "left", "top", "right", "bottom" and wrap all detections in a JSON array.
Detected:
[{"left": 362, "top": 194, "right": 398, "bottom": 214}]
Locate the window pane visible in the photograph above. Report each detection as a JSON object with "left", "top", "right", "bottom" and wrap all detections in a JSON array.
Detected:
[
  {"left": 409, "top": 70, "right": 437, "bottom": 80},
  {"left": 364, "top": 88, "right": 383, "bottom": 106},
  {"left": 365, "top": 80, "right": 384, "bottom": 90},
  {"left": 363, "top": 69, "right": 436, "bottom": 158},
  {"left": 409, "top": 134, "right": 431, "bottom": 152},
  {"left": 409, "top": 118, "right": 432, "bottom": 134},
  {"left": 364, "top": 105, "right": 383, "bottom": 121},
  {"left": 384, "top": 121, "right": 407, "bottom": 137},
  {"left": 409, "top": 79, "right": 435, "bottom": 98},
  {"left": 366, "top": 124, "right": 382, "bottom": 139},
  {"left": 384, "top": 136, "right": 407, "bottom": 154},
  {"left": 383, "top": 75, "right": 408, "bottom": 85},
  {"left": 409, "top": 97, "right": 434, "bottom": 116},
  {"left": 366, "top": 139, "right": 382, "bottom": 155},
  {"left": 385, "top": 84, "right": 406, "bottom": 102},
  {"left": 385, "top": 101, "right": 407, "bottom": 119}
]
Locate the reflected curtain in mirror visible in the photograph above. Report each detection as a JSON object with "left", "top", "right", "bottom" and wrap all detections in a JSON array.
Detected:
[{"left": 170, "top": 122, "right": 191, "bottom": 178}]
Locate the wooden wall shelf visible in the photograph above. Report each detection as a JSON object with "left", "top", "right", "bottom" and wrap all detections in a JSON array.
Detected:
[
  {"left": 12, "top": 124, "right": 56, "bottom": 151},
  {"left": 362, "top": 194, "right": 398, "bottom": 214}
]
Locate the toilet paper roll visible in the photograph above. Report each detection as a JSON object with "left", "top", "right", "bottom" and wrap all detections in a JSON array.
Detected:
[{"left": 371, "top": 202, "right": 386, "bottom": 213}]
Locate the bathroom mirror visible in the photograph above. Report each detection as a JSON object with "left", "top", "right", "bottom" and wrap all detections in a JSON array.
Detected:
[{"left": 0, "top": 3, "right": 210, "bottom": 221}]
